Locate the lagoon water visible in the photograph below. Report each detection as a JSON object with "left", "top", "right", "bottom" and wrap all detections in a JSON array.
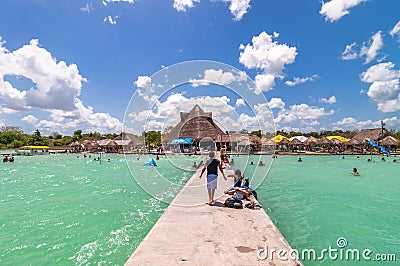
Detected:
[{"left": 1, "top": 153, "right": 399, "bottom": 265}]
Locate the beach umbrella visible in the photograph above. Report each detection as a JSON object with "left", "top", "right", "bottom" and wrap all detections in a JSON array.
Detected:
[
  {"left": 261, "top": 138, "right": 275, "bottom": 146},
  {"left": 68, "top": 141, "right": 80, "bottom": 147},
  {"left": 290, "top": 138, "right": 303, "bottom": 145},
  {"left": 289, "top": 136, "right": 308, "bottom": 142},
  {"left": 304, "top": 136, "right": 318, "bottom": 145},
  {"left": 106, "top": 140, "right": 118, "bottom": 147},
  {"left": 317, "top": 136, "right": 331, "bottom": 145},
  {"left": 271, "top": 135, "right": 289, "bottom": 143},
  {"left": 90, "top": 141, "right": 100, "bottom": 147},
  {"left": 330, "top": 138, "right": 342, "bottom": 145},
  {"left": 326, "top": 135, "right": 350, "bottom": 142},
  {"left": 279, "top": 138, "right": 290, "bottom": 144}
]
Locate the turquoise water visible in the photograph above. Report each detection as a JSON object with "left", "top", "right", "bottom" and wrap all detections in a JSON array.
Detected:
[
  {"left": 0, "top": 154, "right": 191, "bottom": 265},
  {"left": 257, "top": 155, "right": 400, "bottom": 265},
  {"left": 1, "top": 154, "right": 399, "bottom": 265}
]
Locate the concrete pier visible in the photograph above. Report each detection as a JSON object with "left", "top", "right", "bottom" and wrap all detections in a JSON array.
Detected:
[{"left": 126, "top": 168, "right": 302, "bottom": 265}]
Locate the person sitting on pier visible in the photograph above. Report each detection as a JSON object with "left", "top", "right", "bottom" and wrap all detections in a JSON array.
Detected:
[
  {"left": 224, "top": 187, "right": 261, "bottom": 209},
  {"left": 227, "top": 169, "right": 244, "bottom": 188}
]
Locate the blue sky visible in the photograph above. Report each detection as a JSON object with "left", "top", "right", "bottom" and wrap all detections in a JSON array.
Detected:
[{"left": 0, "top": 0, "right": 400, "bottom": 135}]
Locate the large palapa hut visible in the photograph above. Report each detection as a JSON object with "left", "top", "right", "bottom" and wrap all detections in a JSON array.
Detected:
[
  {"left": 162, "top": 105, "right": 226, "bottom": 149},
  {"left": 350, "top": 128, "right": 391, "bottom": 143}
]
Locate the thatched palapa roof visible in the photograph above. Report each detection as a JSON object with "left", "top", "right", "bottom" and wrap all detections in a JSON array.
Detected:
[
  {"left": 114, "top": 132, "right": 143, "bottom": 146},
  {"left": 304, "top": 136, "right": 318, "bottom": 145},
  {"left": 317, "top": 136, "right": 331, "bottom": 145},
  {"left": 163, "top": 105, "right": 226, "bottom": 144},
  {"left": 351, "top": 128, "right": 390, "bottom": 143},
  {"left": 289, "top": 138, "right": 303, "bottom": 145},
  {"left": 261, "top": 137, "right": 275, "bottom": 146},
  {"left": 381, "top": 136, "right": 399, "bottom": 146},
  {"left": 330, "top": 138, "right": 343, "bottom": 145},
  {"left": 347, "top": 138, "right": 361, "bottom": 145}
]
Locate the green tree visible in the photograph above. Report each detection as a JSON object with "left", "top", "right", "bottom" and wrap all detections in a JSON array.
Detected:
[
  {"left": 53, "top": 139, "right": 65, "bottom": 146},
  {"left": 144, "top": 131, "right": 161, "bottom": 147},
  {"left": 29, "top": 129, "right": 47, "bottom": 146},
  {"left": 250, "top": 130, "right": 262, "bottom": 138},
  {"left": 276, "top": 130, "right": 288, "bottom": 137},
  {"left": 50, "top": 132, "right": 62, "bottom": 140},
  {"left": 104, "top": 133, "right": 118, "bottom": 139},
  {"left": 73, "top": 130, "right": 83, "bottom": 141},
  {"left": 62, "top": 136, "right": 74, "bottom": 146},
  {"left": 0, "top": 127, "right": 28, "bottom": 148}
]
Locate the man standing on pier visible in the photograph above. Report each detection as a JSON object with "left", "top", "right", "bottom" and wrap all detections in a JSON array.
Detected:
[{"left": 199, "top": 151, "right": 227, "bottom": 205}]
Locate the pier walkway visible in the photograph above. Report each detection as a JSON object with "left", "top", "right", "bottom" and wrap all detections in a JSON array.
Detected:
[{"left": 126, "top": 168, "right": 302, "bottom": 265}]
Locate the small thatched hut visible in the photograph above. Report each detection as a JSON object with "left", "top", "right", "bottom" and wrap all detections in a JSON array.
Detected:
[
  {"left": 162, "top": 105, "right": 226, "bottom": 149},
  {"left": 381, "top": 136, "right": 399, "bottom": 146},
  {"left": 330, "top": 138, "right": 343, "bottom": 145},
  {"left": 317, "top": 136, "right": 331, "bottom": 145},
  {"left": 304, "top": 136, "right": 318, "bottom": 145},
  {"left": 381, "top": 136, "right": 399, "bottom": 151},
  {"left": 114, "top": 132, "right": 143, "bottom": 152}
]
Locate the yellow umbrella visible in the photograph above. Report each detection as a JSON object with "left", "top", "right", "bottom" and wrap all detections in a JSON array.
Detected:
[
  {"left": 326, "top": 136, "right": 350, "bottom": 142},
  {"left": 271, "top": 135, "right": 289, "bottom": 143}
]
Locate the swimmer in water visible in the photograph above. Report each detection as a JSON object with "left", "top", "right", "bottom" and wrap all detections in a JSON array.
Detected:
[{"left": 353, "top": 168, "right": 359, "bottom": 176}]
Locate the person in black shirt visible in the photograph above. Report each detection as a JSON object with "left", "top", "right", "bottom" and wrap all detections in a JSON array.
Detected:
[{"left": 200, "top": 151, "right": 226, "bottom": 205}]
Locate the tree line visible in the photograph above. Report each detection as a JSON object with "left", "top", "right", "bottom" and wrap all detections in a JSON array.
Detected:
[
  {"left": 2, "top": 126, "right": 400, "bottom": 150},
  {"left": 0, "top": 126, "right": 118, "bottom": 149}
]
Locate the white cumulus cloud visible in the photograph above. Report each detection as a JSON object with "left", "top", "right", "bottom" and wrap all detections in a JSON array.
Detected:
[
  {"left": 189, "top": 69, "right": 245, "bottom": 87},
  {"left": 319, "top": 96, "right": 337, "bottom": 104},
  {"left": 320, "top": 0, "right": 367, "bottom": 22},
  {"left": 285, "top": 74, "right": 318, "bottom": 87},
  {"left": 360, "top": 31, "right": 383, "bottom": 64},
  {"left": 21, "top": 114, "right": 39, "bottom": 124},
  {"left": 390, "top": 20, "right": 400, "bottom": 43},
  {"left": 173, "top": 0, "right": 200, "bottom": 12},
  {"left": 274, "top": 103, "right": 334, "bottom": 127},
  {"left": 332, "top": 116, "right": 400, "bottom": 131},
  {"left": 103, "top": 0, "right": 135, "bottom": 6},
  {"left": 0, "top": 37, "right": 122, "bottom": 134},
  {"left": 341, "top": 31, "right": 384, "bottom": 64},
  {"left": 80, "top": 2, "right": 93, "bottom": 13},
  {"left": 267, "top": 98, "right": 285, "bottom": 109},
  {"left": 104, "top": 15, "right": 119, "bottom": 25},
  {"left": 235, "top": 98, "right": 245, "bottom": 106},
  {"left": 228, "top": 0, "right": 251, "bottom": 21},
  {"left": 360, "top": 62, "right": 400, "bottom": 113},
  {"left": 239, "top": 31, "right": 297, "bottom": 94},
  {"left": 341, "top": 42, "right": 358, "bottom": 60}
]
